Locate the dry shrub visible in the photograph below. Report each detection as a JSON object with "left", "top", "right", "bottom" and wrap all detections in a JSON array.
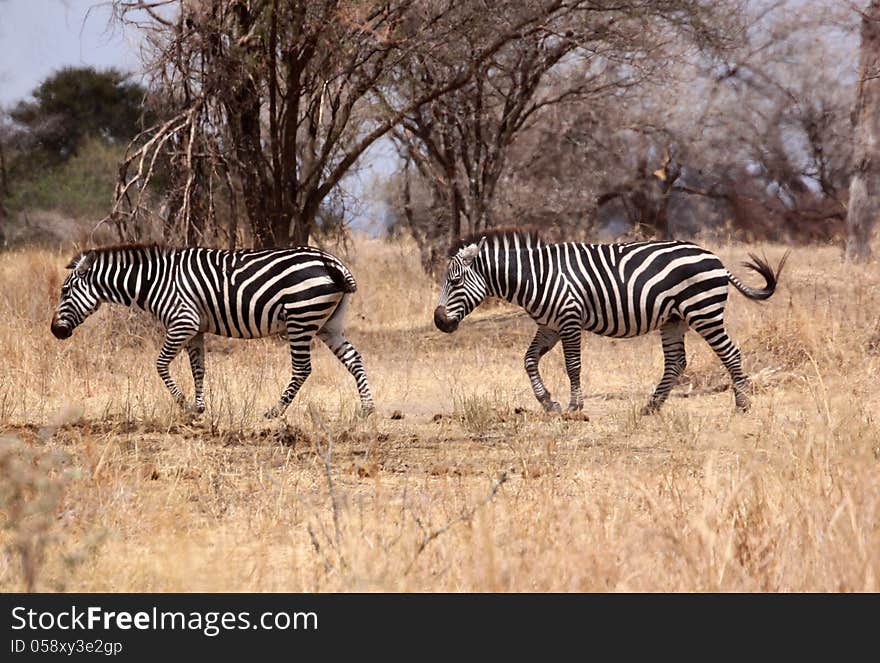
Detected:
[
  {"left": 0, "top": 434, "right": 75, "bottom": 590},
  {"left": 5, "top": 210, "right": 118, "bottom": 250},
  {"left": 742, "top": 315, "right": 812, "bottom": 372},
  {"left": 453, "top": 391, "right": 504, "bottom": 436}
]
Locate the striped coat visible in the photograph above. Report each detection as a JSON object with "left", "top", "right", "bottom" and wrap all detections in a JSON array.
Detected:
[
  {"left": 434, "top": 230, "right": 787, "bottom": 413},
  {"left": 51, "top": 245, "right": 374, "bottom": 417}
]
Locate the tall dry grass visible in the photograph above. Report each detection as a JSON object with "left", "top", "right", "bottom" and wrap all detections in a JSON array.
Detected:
[{"left": 0, "top": 236, "right": 877, "bottom": 591}]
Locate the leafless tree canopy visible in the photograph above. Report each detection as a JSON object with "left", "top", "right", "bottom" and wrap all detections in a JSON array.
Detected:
[
  {"left": 377, "top": 0, "right": 747, "bottom": 265},
  {"left": 376, "top": 0, "right": 866, "bottom": 270},
  {"left": 84, "top": 0, "right": 873, "bottom": 261},
  {"left": 108, "top": 0, "right": 612, "bottom": 246}
]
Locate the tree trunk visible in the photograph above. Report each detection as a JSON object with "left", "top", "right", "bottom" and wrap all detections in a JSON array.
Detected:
[
  {"left": 847, "top": 1, "right": 880, "bottom": 261},
  {"left": 447, "top": 162, "right": 462, "bottom": 242},
  {"left": 0, "top": 139, "right": 8, "bottom": 197},
  {"left": 0, "top": 139, "right": 7, "bottom": 248},
  {"left": 290, "top": 212, "right": 311, "bottom": 246},
  {"left": 470, "top": 193, "right": 490, "bottom": 234},
  {"left": 240, "top": 170, "right": 272, "bottom": 247},
  {"left": 228, "top": 2, "right": 275, "bottom": 248},
  {"left": 233, "top": 91, "right": 276, "bottom": 247},
  {"left": 651, "top": 154, "right": 681, "bottom": 241}
]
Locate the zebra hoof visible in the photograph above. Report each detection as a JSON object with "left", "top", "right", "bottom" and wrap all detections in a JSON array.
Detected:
[
  {"left": 359, "top": 405, "right": 376, "bottom": 418},
  {"left": 542, "top": 400, "right": 562, "bottom": 413},
  {"left": 567, "top": 403, "right": 584, "bottom": 412},
  {"left": 263, "top": 406, "right": 284, "bottom": 419},
  {"left": 189, "top": 403, "right": 205, "bottom": 415},
  {"left": 641, "top": 403, "right": 660, "bottom": 416}
]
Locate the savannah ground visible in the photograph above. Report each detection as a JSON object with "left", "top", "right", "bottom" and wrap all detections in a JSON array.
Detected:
[{"left": 0, "top": 236, "right": 877, "bottom": 592}]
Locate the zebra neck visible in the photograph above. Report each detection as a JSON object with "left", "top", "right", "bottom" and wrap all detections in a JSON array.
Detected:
[
  {"left": 89, "top": 247, "right": 170, "bottom": 313},
  {"left": 476, "top": 247, "right": 538, "bottom": 307}
]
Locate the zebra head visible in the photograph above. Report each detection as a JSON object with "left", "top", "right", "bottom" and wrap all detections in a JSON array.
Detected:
[
  {"left": 434, "top": 238, "right": 487, "bottom": 333},
  {"left": 51, "top": 252, "right": 100, "bottom": 339}
]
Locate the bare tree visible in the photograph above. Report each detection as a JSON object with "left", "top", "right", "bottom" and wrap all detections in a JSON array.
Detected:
[
  {"left": 389, "top": 7, "right": 625, "bottom": 239},
  {"left": 0, "top": 112, "right": 11, "bottom": 248},
  {"left": 589, "top": 0, "right": 854, "bottom": 243},
  {"left": 390, "top": 0, "right": 741, "bottom": 252},
  {"left": 847, "top": 0, "right": 880, "bottom": 261},
  {"left": 108, "top": 0, "right": 581, "bottom": 247}
]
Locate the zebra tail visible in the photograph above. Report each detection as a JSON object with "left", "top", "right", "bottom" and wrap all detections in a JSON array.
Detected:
[
  {"left": 728, "top": 250, "right": 790, "bottom": 301},
  {"left": 323, "top": 257, "right": 358, "bottom": 294}
]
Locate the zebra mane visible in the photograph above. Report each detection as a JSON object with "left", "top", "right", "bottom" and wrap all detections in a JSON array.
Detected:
[
  {"left": 65, "top": 243, "right": 166, "bottom": 269},
  {"left": 448, "top": 226, "right": 543, "bottom": 257}
]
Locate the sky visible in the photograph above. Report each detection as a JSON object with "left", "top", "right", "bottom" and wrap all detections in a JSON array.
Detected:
[
  {"left": 0, "top": 0, "right": 396, "bottom": 232},
  {"left": 0, "top": 1, "right": 142, "bottom": 106}
]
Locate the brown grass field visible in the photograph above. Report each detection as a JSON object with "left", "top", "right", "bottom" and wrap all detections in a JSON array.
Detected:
[{"left": 0, "top": 235, "right": 878, "bottom": 592}]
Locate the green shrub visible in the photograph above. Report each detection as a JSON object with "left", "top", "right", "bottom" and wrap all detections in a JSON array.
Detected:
[{"left": 7, "top": 138, "right": 124, "bottom": 219}]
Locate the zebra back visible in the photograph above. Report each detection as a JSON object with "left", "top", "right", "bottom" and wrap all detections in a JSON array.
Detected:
[{"left": 449, "top": 227, "right": 544, "bottom": 257}]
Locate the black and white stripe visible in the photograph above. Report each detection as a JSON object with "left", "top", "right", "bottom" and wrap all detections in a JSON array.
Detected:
[
  {"left": 434, "top": 230, "right": 787, "bottom": 413},
  {"left": 51, "top": 245, "right": 374, "bottom": 417}
]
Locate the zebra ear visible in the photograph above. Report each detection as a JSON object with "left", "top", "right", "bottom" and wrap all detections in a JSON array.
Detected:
[
  {"left": 73, "top": 251, "right": 96, "bottom": 275},
  {"left": 460, "top": 238, "right": 486, "bottom": 266}
]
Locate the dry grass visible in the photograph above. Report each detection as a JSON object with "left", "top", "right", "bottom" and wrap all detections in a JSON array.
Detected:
[{"left": 0, "top": 236, "right": 878, "bottom": 592}]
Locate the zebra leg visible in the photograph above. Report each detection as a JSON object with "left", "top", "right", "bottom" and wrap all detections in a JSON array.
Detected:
[
  {"left": 185, "top": 333, "right": 206, "bottom": 414},
  {"left": 156, "top": 323, "right": 198, "bottom": 408},
  {"left": 317, "top": 332, "right": 375, "bottom": 416},
  {"left": 693, "top": 321, "right": 751, "bottom": 412},
  {"left": 643, "top": 319, "right": 688, "bottom": 415},
  {"left": 560, "top": 327, "right": 584, "bottom": 412},
  {"left": 264, "top": 317, "right": 316, "bottom": 419},
  {"left": 524, "top": 326, "right": 560, "bottom": 412},
  {"left": 316, "top": 294, "right": 374, "bottom": 415}
]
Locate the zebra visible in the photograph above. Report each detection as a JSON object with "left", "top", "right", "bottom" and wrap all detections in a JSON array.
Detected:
[
  {"left": 50, "top": 244, "right": 374, "bottom": 418},
  {"left": 433, "top": 228, "right": 788, "bottom": 414}
]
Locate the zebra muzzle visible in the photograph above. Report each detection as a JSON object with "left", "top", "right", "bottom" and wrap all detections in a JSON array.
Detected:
[
  {"left": 50, "top": 318, "right": 72, "bottom": 339},
  {"left": 433, "top": 306, "right": 459, "bottom": 333}
]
